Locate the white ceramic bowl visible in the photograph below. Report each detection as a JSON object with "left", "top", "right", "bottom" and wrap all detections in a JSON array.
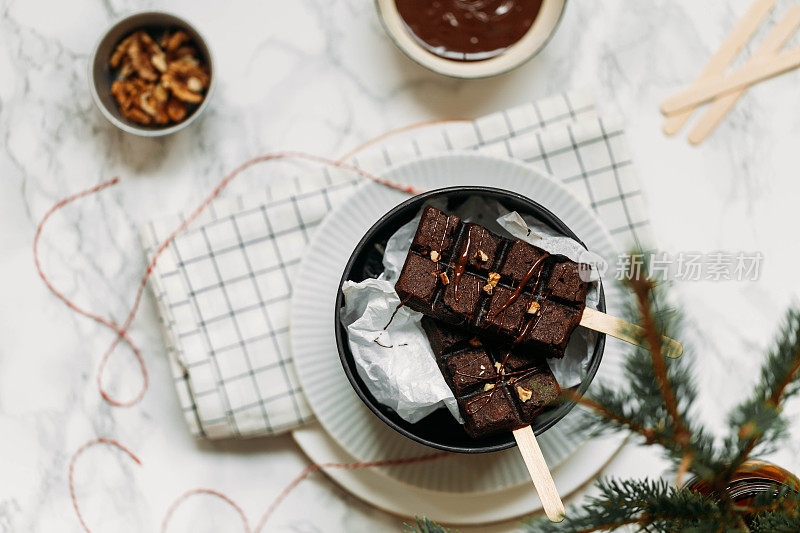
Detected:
[{"left": 375, "top": 0, "right": 567, "bottom": 78}]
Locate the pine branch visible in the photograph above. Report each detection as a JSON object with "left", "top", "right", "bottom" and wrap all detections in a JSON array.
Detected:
[
  {"left": 406, "top": 259, "right": 800, "bottom": 533},
  {"left": 747, "top": 487, "right": 800, "bottom": 533},
  {"left": 751, "top": 507, "right": 800, "bottom": 533},
  {"left": 404, "top": 516, "right": 453, "bottom": 533},
  {"left": 568, "top": 271, "right": 723, "bottom": 480},
  {"left": 525, "top": 478, "right": 728, "bottom": 533},
  {"left": 762, "top": 309, "right": 800, "bottom": 405},
  {"left": 563, "top": 389, "right": 657, "bottom": 444},
  {"left": 626, "top": 275, "right": 690, "bottom": 451},
  {"left": 716, "top": 308, "right": 800, "bottom": 489},
  {"left": 737, "top": 486, "right": 800, "bottom": 516}
]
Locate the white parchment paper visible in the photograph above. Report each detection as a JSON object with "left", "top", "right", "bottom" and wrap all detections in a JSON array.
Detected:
[{"left": 341, "top": 197, "right": 600, "bottom": 424}]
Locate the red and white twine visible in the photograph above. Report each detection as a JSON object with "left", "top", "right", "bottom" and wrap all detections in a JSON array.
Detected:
[
  {"left": 34, "top": 152, "right": 424, "bottom": 407},
  {"left": 35, "top": 150, "right": 441, "bottom": 532},
  {"left": 158, "top": 453, "right": 448, "bottom": 533}
]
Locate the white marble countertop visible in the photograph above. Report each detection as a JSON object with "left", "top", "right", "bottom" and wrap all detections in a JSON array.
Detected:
[{"left": 2, "top": 0, "right": 800, "bottom": 531}]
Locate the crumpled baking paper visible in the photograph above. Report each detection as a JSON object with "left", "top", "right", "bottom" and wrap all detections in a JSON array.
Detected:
[{"left": 340, "top": 196, "right": 600, "bottom": 424}]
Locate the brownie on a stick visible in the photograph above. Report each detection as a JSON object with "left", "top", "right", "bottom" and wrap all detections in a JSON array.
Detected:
[
  {"left": 421, "top": 318, "right": 561, "bottom": 438},
  {"left": 396, "top": 206, "right": 589, "bottom": 358}
]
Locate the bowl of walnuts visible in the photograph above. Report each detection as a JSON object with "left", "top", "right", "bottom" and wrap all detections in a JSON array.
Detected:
[{"left": 89, "top": 11, "right": 214, "bottom": 136}]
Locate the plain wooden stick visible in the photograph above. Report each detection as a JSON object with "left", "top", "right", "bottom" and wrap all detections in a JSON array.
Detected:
[
  {"left": 513, "top": 426, "right": 565, "bottom": 523},
  {"left": 580, "top": 307, "right": 684, "bottom": 359},
  {"left": 661, "top": 45, "right": 800, "bottom": 115},
  {"left": 689, "top": 7, "right": 800, "bottom": 145},
  {"left": 663, "top": 0, "right": 775, "bottom": 136}
]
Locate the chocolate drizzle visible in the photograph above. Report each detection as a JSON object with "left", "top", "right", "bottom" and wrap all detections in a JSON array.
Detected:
[
  {"left": 434, "top": 213, "right": 452, "bottom": 256},
  {"left": 452, "top": 232, "right": 472, "bottom": 301},
  {"left": 491, "top": 252, "right": 550, "bottom": 319},
  {"left": 512, "top": 264, "right": 566, "bottom": 345},
  {"left": 452, "top": 353, "right": 494, "bottom": 382},
  {"left": 384, "top": 294, "right": 413, "bottom": 330},
  {"left": 465, "top": 265, "right": 568, "bottom": 415},
  {"left": 373, "top": 338, "right": 393, "bottom": 349}
]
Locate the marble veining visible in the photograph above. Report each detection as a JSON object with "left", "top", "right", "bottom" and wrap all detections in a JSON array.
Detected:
[{"left": 1, "top": 0, "right": 799, "bottom": 531}]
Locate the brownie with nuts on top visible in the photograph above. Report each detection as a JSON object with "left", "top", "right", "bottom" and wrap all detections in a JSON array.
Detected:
[
  {"left": 421, "top": 317, "right": 561, "bottom": 438},
  {"left": 395, "top": 206, "right": 590, "bottom": 358}
]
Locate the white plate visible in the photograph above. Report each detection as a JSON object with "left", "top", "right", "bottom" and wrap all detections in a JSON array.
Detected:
[
  {"left": 293, "top": 421, "right": 627, "bottom": 526},
  {"left": 290, "top": 153, "right": 628, "bottom": 494}
]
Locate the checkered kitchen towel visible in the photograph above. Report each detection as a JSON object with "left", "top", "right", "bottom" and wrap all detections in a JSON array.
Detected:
[{"left": 142, "top": 90, "right": 654, "bottom": 439}]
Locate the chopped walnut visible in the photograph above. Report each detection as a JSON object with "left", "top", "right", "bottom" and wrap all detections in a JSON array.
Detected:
[
  {"left": 109, "top": 29, "right": 208, "bottom": 126},
  {"left": 165, "top": 30, "right": 191, "bottom": 53},
  {"left": 430, "top": 250, "right": 440, "bottom": 262},
  {"left": 516, "top": 385, "right": 533, "bottom": 402},
  {"left": 128, "top": 31, "right": 162, "bottom": 81},
  {"left": 166, "top": 97, "right": 187, "bottom": 122},
  {"left": 109, "top": 34, "right": 136, "bottom": 69},
  {"left": 483, "top": 272, "right": 501, "bottom": 295},
  {"left": 483, "top": 383, "right": 495, "bottom": 391},
  {"left": 161, "top": 61, "right": 208, "bottom": 104},
  {"left": 476, "top": 250, "right": 489, "bottom": 262},
  {"left": 111, "top": 78, "right": 154, "bottom": 125},
  {"left": 439, "top": 272, "right": 450, "bottom": 285},
  {"left": 137, "top": 91, "right": 162, "bottom": 123},
  {"left": 494, "top": 361, "right": 505, "bottom": 375},
  {"left": 527, "top": 301, "right": 541, "bottom": 315}
]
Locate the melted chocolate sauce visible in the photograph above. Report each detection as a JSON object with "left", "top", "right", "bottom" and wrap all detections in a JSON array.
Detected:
[
  {"left": 508, "top": 263, "right": 565, "bottom": 345},
  {"left": 452, "top": 232, "right": 471, "bottom": 301},
  {"left": 373, "top": 338, "right": 393, "bottom": 348},
  {"left": 395, "top": 0, "right": 544, "bottom": 62},
  {"left": 485, "top": 263, "right": 567, "bottom": 392},
  {"left": 491, "top": 252, "right": 549, "bottom": 319},
  {"left": 384, "top": 294, "right": 413, "bottom": 330}
]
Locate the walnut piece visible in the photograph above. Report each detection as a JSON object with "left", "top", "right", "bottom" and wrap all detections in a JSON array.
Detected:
[
  {"left": 162, "top": 60, "right": 209, "bottom": 104},
  {"left": 109, "top": 29, "right": 208, "bottom": 126},
  {"left": 165, "top": 30, "right": 191, "bottom": 53},
  {"left": 483, "top": 383, "right": 495, "bottom": 391},
  {"left": 430, "top": 250, "right": 440, "bottom": 262},
  {"left": 476, "top": 250, "right": 489, "bottom": 262},
  {"left": 516, "top": 385, "right": 533, "bottom": 402},
  {"left": 166, "top": 98, "right": 187, "bottom": 122},
  {"left": 111, "top": 78, "right": 154, "bottom": 125},
  {"left": 527, "top": 301, "right": 541, "bottom": 315},
  {"left": 494, "top": 361, "right": 505, "bottom": 375},
  {"left": 439, "top": 272, "right": 450, "bottom": 285},
  {"left": 483, "top": 271, "right": 501, "bottom": 295}
]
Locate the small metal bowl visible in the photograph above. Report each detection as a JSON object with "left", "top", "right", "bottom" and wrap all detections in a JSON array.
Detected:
[
  {"left": 335, "top": 186, "right": 606, "bottom": 453},
  {"left": 375, "top": 0, "right": 567, "bottom": 79},
  {"left": 88, "top": 11, "right": 215, "bottom": 137}
]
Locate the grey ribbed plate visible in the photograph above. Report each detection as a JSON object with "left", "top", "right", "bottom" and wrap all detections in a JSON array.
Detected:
[{"left": 290, "top": 153, "right": 628, "bottom": 493}]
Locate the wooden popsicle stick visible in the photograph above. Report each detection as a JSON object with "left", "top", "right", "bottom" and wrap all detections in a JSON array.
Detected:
[
  {"left": 580, "top": 307, "right": 684, "bottom": 359},
  {"left": 689, "top": 7, "right": 800, "bottom": 145},
  {"left": 661, "top": 45, "right": 800, "bottom": 115},
  {"left": 663, "top": 0, "right": 775, "bottom": 136},
  {"left": 513, "top": 425, "right": 565, "bottom": 523}
]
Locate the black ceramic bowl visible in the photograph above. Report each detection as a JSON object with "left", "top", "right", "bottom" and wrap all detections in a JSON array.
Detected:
[{"left": 335, "top": 186, "right": 606, "bottom": 453}]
